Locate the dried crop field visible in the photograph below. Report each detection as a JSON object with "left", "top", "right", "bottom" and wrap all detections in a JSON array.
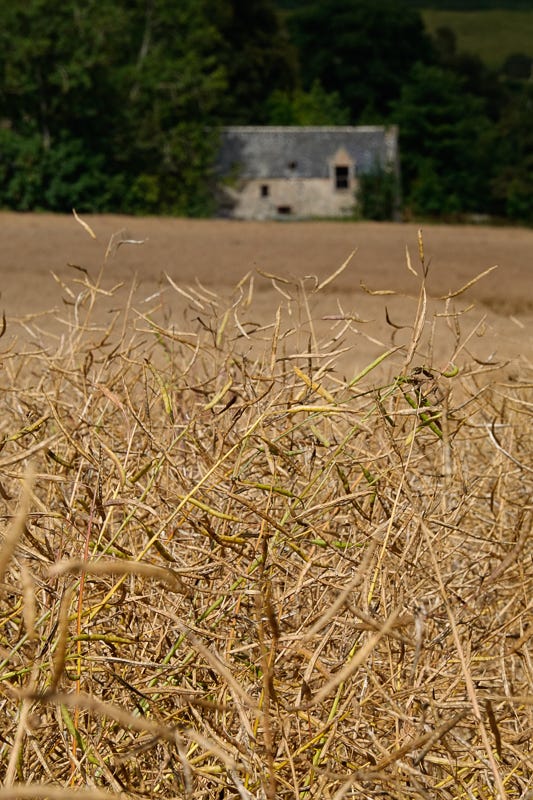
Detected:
[
  {"left": 0, "top": 214, "right": 532, "bottom": 799},
  {"left": 2, "top": 213, "right": 532, "bottom": 368}
]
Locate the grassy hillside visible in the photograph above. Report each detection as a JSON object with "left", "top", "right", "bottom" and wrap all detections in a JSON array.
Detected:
[{"left": 422, "top": 9, "right": 533, "bottom": 68}]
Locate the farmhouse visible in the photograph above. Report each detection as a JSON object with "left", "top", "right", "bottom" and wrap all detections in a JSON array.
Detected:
[{"left": 216, "top": 125, "right": 399, "bottom": 220}]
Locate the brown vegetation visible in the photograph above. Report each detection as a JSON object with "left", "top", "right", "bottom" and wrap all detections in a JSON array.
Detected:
[
  {"left": 0, "top": 218, "right": 532, "bottom": 798},
  {"left": 2, "top": 213, "right": 532, "bottom": 370}
]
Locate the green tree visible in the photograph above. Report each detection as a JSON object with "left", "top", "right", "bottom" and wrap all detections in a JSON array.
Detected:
[
  {"left": 114, "top": 0, "right": 227, "bottom": 214},
  {"left": 502, "top": 53, "right": 532, "bottom": 80},
  {"left": 210, "top": 0, "right": 297, "bottom": 124},
  {"left": 357, "top": 167, "right": 398, "bottom": 221},
  {"left": 266, "top": 81, "right": 350, "bottom": 125},
  {"left": 288, "top": 0, "right": 434, "bottom": 120},
  {"left": 0, "top": 0, "right": 228, "bottom": 214},
  {"left": 490, "top": 83, "right": 533, "bottom": 223},
  {"left": 430, "top": 25, "right": 504, "bottom": 122},
  {"left": 392, "top": 63, "right": 494, "bottom": 216},
  {"left": 0, "top": 2, "right": 132, "bottom": 148},
  {"left": 0, "top": 127, "right": 117, "bottom": 212}
]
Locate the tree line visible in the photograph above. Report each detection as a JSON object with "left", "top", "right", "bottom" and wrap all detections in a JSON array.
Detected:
[{"left": 0, "top": 0, "right": 531, "bottom": 222}]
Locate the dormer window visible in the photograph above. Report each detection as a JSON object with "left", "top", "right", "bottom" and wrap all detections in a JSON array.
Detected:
[{"left": 335, "top": 165, "right": 350, "bottom": 190}]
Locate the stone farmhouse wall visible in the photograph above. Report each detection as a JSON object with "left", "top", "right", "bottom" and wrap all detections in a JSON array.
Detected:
[{"left": 216, "top": 126, "right": 399, "bottom": 220}]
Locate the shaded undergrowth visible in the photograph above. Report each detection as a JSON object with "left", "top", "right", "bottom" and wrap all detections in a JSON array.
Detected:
[{"left": 0, "top": 224, "right": 531, "bottom": 799}]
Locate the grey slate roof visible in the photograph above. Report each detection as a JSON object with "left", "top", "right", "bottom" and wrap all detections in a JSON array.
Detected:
[{"left": 217, "top": 126, "right": 398, "bottom": 180}]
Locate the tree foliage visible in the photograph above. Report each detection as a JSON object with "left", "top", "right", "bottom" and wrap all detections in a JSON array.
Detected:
[
  {"left": 0, "top": 0, "right": 531, "bottom": 222},
  {"left": 392, "top": 63, "right": 493, "bottom": 217},
  {"left": 357, "top": 167, "right": 398, "bottom": 221},
  {"left": 266, "top": 81, "right": 350, "bottom": 125},
  {"left": 490, "top": 84, "right": 533, "bottom": 223},
  {"left": 288, "top": 0, "right": 434, "bottom": 119},
  {"left": 0, "top": 0, "right": 295, "bottom": 214},
  {"left": 210, "top": 0, "right": 297, "bottom": 124}
]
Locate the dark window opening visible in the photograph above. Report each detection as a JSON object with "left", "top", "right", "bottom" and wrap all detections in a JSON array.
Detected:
[
  {"left": 260, "top": 184, "right": 269, "bottom": 197},
  {"left": 277, "top": 205, "right": 292, "bottom": 215},
  {"left": 335, "top": 165, "right": 350, "bottom": 190},
  {"left": 288, "top": 160, "right": 298, "bottom": 170}
]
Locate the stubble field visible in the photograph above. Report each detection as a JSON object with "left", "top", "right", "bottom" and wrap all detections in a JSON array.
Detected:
[
  {"left": 2, "top": 213, "right": 532, "bottom": 366},
  {"left": 0, "top": 213, "right": 531, "bottom": 799}
]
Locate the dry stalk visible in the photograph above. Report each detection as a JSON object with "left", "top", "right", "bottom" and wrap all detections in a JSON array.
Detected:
[{"left": 0, "top": 228, "right": 530, "bottom": 798}]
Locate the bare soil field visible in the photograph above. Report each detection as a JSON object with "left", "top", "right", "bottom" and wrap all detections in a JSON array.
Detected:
[{"left": 1, "top": 212, "right": 532, "bottom": 372}]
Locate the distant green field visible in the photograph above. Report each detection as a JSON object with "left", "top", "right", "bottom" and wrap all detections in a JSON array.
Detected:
[{"left": 422, "top": 9, "right": 533, "bottom": 68}]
